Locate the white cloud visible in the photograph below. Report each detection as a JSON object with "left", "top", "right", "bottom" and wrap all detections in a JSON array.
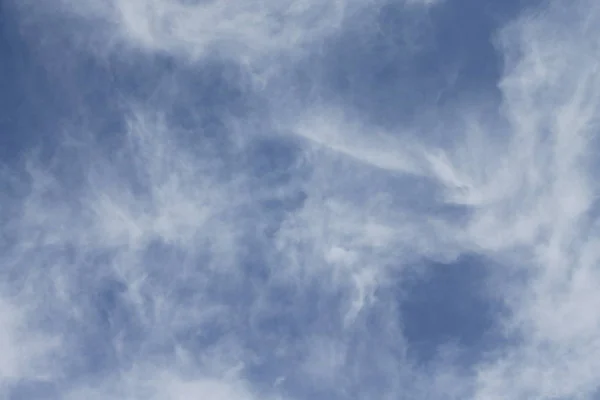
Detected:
[
  {"left": 0, "top": 297, "right": 60, "bottom": 387},
  {"left": 34, "top": 0, "right": 356, "bottom": 72},
  {"left": 4, "top": 0, "right": 600, "bottom": 399},
  {"left": 453, "top": 1, "right": 600, "bottom": 399},
  {"left": 288, "top": 105, "right": 428, "bottom": 176},
  {"left": 66, "top": 367, "right": 272, "bottom": 400}
]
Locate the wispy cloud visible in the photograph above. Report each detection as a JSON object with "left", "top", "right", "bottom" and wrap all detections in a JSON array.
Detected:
[{"left": 2, "top": 0, "right": 600, "bottom": 399}]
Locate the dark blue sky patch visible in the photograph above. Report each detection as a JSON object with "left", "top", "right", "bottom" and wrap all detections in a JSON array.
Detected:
[
  {"left": 0, "top": 5, "right": 72, "bottom": 165},
  {"left": 0, "top": 4, "right": 128, "bottom": 172},
  {"left": 288, "top": 0, "right": 542, "bottom": 132},
  {"left": 398, "top": 253, "right": 504, "bottom": 367},
  {"left": 244, "top": 136, "right": 304, "bottom": 186}
]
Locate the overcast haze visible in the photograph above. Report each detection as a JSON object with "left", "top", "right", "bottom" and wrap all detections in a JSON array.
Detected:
[{"left": 2, "top": 0, "right": 600, "bottom": 399}]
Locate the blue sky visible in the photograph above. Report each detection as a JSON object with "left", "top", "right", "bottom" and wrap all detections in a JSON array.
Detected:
[{"left": 2, "top": 0, "right": 600, "bottom": 399}]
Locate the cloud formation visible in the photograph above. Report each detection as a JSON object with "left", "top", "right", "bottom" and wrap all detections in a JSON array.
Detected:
[{"left": 2, "top": 0, "right": 600, "bottom": 399}]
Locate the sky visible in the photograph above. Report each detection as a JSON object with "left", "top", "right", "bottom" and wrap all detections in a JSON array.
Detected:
[{"left": 1, "top": 0, "right": 600, "bottom": 399}]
